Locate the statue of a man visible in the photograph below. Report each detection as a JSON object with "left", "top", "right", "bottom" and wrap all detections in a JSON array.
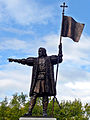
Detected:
[{"left": 8, "top": 43, "right": 63, "bottom": 116}]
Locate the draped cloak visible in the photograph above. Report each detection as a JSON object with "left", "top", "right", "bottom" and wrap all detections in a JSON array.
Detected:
[{"left": 14, "top": 55, "right": 62, "bottom": 97}]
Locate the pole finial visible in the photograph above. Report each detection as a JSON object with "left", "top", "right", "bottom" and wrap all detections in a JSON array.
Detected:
[{"left": 60, "top": 2, "right": 68, "bottom": 15}]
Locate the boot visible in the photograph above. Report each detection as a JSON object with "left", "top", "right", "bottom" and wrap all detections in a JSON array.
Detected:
[
  {"left": 23, "top": 111, "right": 32, "bottom": 117},
  {"left": 43, "top": 109, "right": 47, "bottom": 117}
]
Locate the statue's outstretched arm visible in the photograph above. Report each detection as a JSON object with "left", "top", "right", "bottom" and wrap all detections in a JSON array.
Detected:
[
  {"left": 8, "top": 58, "right": 26, "bottom": 64},
  {"left": 8, "top": 57, "right": 34, "bottom": 66}
]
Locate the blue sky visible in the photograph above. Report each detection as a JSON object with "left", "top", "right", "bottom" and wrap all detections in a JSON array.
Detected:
[{"left": 0, "top": 0, "right": 90, "bottom": 104}]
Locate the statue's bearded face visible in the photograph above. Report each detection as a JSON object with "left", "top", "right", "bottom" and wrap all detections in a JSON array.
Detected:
[{"left": 38, "top": 48, "right": 47, "bottom": 57}]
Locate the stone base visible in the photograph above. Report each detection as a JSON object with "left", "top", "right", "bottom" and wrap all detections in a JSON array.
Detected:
[{"left": 19, "top": 117, "right": 57, "bottom": 120}]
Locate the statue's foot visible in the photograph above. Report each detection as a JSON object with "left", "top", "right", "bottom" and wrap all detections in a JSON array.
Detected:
[
  {"left": 43, "top": 111, "right": 47, "bottom": 117},
  {"left": 43, "top": 114, "right": 47, "bottom": 117},
  {"left": 23, "top": 112, "right": 32, "bottom": 117}
]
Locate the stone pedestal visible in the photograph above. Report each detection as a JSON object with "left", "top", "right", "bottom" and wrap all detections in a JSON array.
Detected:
[{"left": 19, "top": 117, "right": 57, "bottom": 120}]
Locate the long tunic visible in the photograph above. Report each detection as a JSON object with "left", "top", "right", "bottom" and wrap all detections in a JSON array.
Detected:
[{"left": 13, "top": 55, "right": 62, "bottom": 97}]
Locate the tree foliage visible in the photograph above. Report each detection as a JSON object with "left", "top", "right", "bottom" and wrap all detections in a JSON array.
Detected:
[{"left": 0, "top": 93, "right": 90, "bottom": 120}]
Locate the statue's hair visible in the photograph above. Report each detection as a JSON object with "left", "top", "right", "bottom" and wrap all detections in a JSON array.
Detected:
[{"left": 38, "top": 47, "right": 47, "bottom": 57}]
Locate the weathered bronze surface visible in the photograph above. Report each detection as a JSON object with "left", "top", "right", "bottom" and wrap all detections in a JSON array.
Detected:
[
  {"left": 61, "top": 16, "right": 85, "bottom": 42},
  {"left": 8, "top": 44, "right": 63, "bottom": 116},
  {"left": 60, "top": 2, "right": 68, "bottom": 15}
]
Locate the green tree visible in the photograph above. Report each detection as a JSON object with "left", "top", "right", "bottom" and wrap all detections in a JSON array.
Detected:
[
  {"left": 84, "top": 103, "right": 90, "bottom": 119},
  {"left": 0, "top": 97, "right": 8, "bottom": 120},
  {"left": 47, "top": 98, "right": 89, "bottom": 120},
  {"left": 4, "top": 93, "right": 27, "bottom": 120},
  {"left": 0, "top": 93, "right": 90, "bottom": 120}
]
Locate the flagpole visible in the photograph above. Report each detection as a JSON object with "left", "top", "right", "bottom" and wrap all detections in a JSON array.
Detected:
[
  {"left": 56, "top": 2, "right": 68, "bottom": 85},
  {"left": 52, "top": 2, "right": 68, "bottom": 117},
  {"left": 55, "top": 14, "right": 63, "bottom": 83},
  {"left": 59, "top": 4, "right": 64, "bottom": 44}
]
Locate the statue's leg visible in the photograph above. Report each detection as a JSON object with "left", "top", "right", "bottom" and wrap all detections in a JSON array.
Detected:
[
  {"left": 23, "top": 93, "right": 37, "bottom": 117},
  {"left": 43, "top": 96, "right": 48, "bottom": 116},
  {"left": 29, "top": 93, "right": 37, "bottom": 115}
]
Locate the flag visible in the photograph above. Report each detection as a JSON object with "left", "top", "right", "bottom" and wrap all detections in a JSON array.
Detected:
[{"left": 61, "top": 16, "right": 85, "bottom": 42}]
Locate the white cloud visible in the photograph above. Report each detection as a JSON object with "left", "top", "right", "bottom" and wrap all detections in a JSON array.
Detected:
[
  {"left": 0, "top": 38, "right": 29, "bottom": 50},
  {"left": 0, "top": 63, "right": 32, "bottom": 100},
  {"left": 0, "top": 0, "right": 55, "bottom": 25},
  {"left": 0, "top": 27, "right": 34, "bottom": 35},
  {"left": 57, "top": 81, "right": 90, "bottom": 104},
  {"left": 65, "top": 81, "right": 90, "bottom": 90},
  {"left": 39, "top": 34, "right": 59, "bottom": 55},
  {"left": 62, "top": 35, "right": 90, "bottom": 66}
]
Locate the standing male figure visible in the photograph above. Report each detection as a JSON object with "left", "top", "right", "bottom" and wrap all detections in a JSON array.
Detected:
[{"left": 8, "top": 43, "right": 63, "bottom": 116}]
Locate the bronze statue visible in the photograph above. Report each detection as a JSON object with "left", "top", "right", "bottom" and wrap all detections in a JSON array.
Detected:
[{"left": 8, "top": 43, "right": 63, "bottom": 116}]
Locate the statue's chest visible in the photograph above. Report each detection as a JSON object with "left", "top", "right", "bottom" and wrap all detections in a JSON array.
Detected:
[{"left": 38, "top": 58, "right": 46, "bottom": 71}]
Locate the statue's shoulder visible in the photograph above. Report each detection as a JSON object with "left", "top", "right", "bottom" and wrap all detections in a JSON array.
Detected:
[
  {"left": 27, "top": 57, "right": 37, "bottom": 60},
  {"left": 50, "top": 55, "right": 58, "bottom": 59},
  {"left": 50, "top": 55, "right": 58, "bottom": 64},
  {"left": 43, "top": 55, "right": 57, "bottom": 60}
]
